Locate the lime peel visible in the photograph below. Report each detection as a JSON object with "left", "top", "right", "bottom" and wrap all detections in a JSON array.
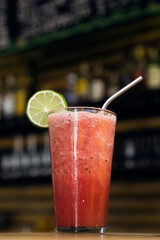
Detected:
[{"left": 26, "top": 90, "right": 68, "bottom": 128}]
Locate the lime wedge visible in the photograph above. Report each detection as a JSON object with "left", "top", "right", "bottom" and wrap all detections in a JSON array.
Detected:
[{"left": 26, "top": 90, "right": 68, "bottom": 128}]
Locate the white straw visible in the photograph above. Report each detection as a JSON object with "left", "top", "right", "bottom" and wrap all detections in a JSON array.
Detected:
[{"left": 102, "top": 76, "right": 143, "bottom": 109}]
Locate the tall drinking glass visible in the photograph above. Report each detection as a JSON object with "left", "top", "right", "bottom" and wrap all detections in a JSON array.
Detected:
[{"left": 48, "top": 107, "right": 116, "bottom": 233}]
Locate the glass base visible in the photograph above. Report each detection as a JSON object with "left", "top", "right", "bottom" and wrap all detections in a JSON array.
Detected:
[{"left": 56, "top": 226, "right": 106, "bottom": 233}]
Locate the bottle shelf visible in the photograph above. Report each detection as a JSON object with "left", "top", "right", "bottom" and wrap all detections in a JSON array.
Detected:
[
  {"left": 0, "top": 88, "right": 160, "bottom": 185},
  {"left": 0, "top": 6, "right": 160, "bottom": 185},
  {"left": 0, "top": 88, "right": 160, "bottom": 137}
]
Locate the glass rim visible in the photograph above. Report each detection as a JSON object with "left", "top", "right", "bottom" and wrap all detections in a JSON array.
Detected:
[{"left": 48, "top": 106, "right": 116, "bottom": 117}]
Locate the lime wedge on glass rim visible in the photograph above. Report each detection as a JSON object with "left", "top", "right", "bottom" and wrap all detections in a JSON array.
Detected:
[{"left": 26, "top": 90, "right": 68, "bottom": 128}]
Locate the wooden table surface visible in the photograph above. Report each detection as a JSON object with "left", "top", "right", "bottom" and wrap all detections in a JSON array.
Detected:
[{"left": 0, "top": 233, "right": 160, "bottom": 240}]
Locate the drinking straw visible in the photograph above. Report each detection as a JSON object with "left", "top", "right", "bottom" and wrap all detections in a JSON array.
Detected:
[{"left": 102, "top": 76, "right": 143, "bottom": 109}]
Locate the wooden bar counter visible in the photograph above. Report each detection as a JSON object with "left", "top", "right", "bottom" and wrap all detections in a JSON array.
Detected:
[{"left": 0, "top": 233, "right": 160, "bottom": 240}]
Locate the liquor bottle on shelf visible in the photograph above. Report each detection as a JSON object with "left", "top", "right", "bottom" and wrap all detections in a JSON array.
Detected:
[
  {"left": 107, "top": 69, "right": 120, "bottom": 97},
  {"left": 76, "top": 62, "right": 90, "bottom": 104},
  {"left": 89, "top": 62, "right": 106, "bottom": 102},
  {"left": 146, "top": 46, "right": 160, "bottom": 89},
  {"left": 64, "top": 72, "right": 78, "bottom": 105},
  {"left": 2, "top": 74, "right": 16, "bottom": 119},
  {"left": 15, "top": 71, "right": 31, "bottom": 117},
  {"left": 41, "top": 132, "right": 51, "bottom": 176},
  {"left": 27, "top": 134, "right": 41, "bottom": 177},
  {"left": 9, "top": 135, "right": 23, "bottom": 179},
  {"left": 1, "top": 151, "right": 11, "bottom": 180},
  {"left": 135, "top": 135, "right": 151, "bottom": 169},
  {"left": 20, "top": 136, "right": 31, "bottom": 177},
  {"left": 119, "top": 53, "right": 133, "bottom": 89},
  {"left": 123, "top": 139, "right": 136, "bottom": 170},
  {"left": 131, "top": 44, "right": 146, "bottom": 89}
]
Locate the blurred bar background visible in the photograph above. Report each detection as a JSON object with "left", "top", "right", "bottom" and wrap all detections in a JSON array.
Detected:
[{"left": 0, "top": 0, "right": 160, "bottom": 234}]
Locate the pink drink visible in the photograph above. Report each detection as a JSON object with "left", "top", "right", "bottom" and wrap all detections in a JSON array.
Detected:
[{"left": 48, "top": 107, "right": 116, "bottom": 233}]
